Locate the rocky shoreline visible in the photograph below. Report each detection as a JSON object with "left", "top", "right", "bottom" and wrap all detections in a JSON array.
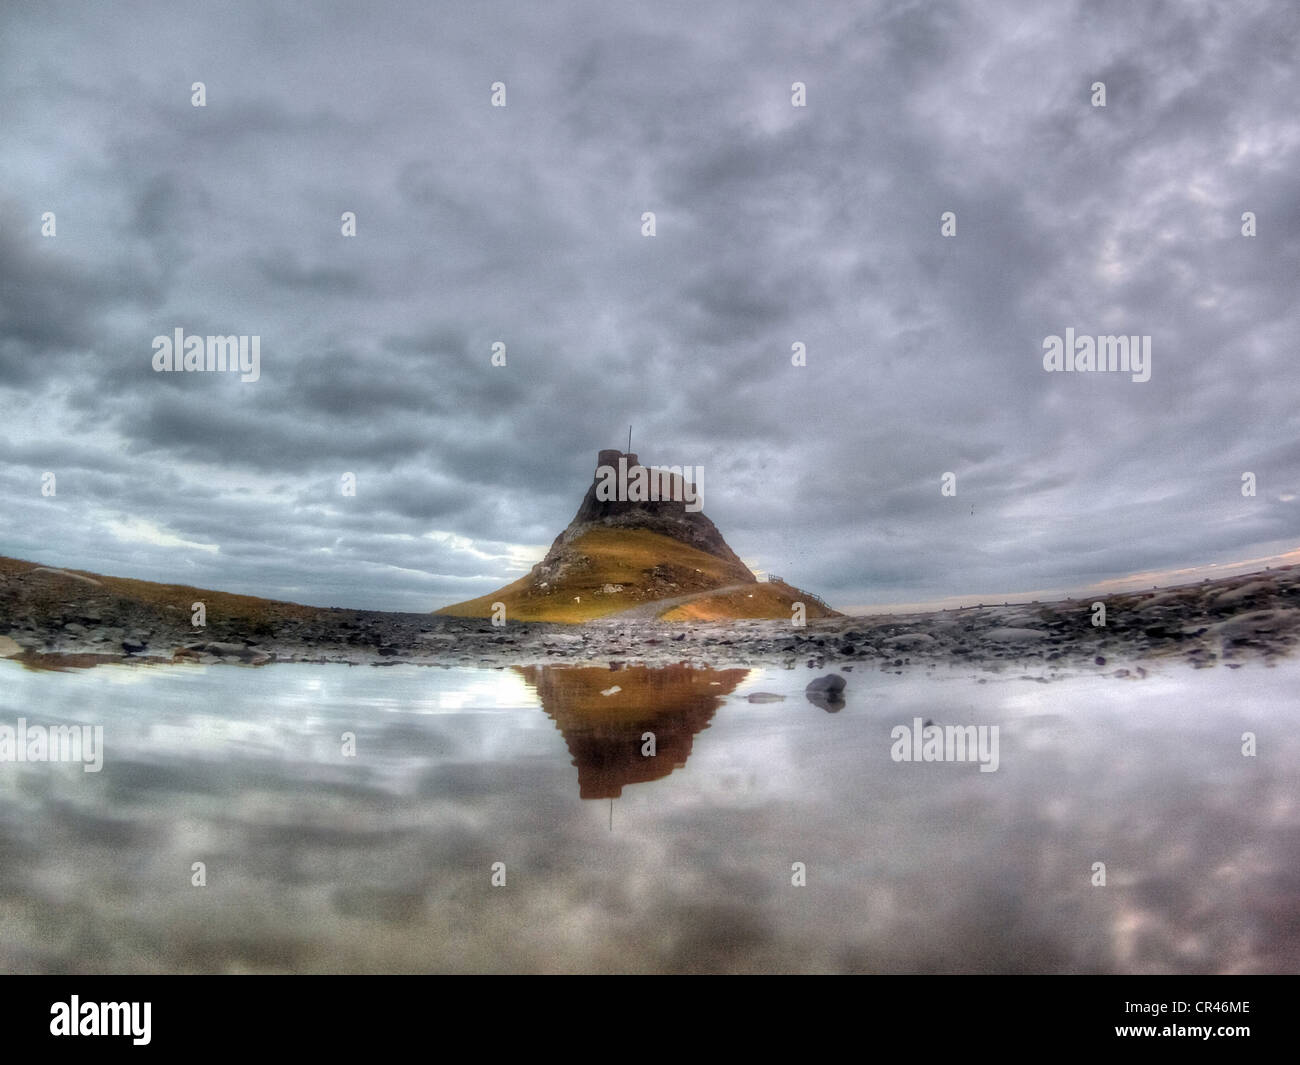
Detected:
[{"left": 1, "top": 559, "right": 1297, "bottom": 674}]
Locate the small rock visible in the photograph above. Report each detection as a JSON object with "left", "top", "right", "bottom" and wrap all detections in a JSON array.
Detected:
[
  {"left": 805, "top": 673, "right": 846, "bottom": 694},
  {"left": 985, "top": 628, "right": 1047, "bottom": 642},
  {"left": 885, "top": 633, "right": 935, "bottom": 649},
  {"left": 199, "top": 641, "right": 242, "bottom": 656},
  {"left": 1210, "top": 581, "right": 1272, "bottom": 608}
]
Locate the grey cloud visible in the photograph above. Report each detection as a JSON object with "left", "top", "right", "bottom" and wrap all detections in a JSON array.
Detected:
[{"left": 0, "top": 0, "right": 1296, "bottom": 612}]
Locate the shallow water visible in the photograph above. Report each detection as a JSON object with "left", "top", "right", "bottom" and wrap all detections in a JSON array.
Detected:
[{"left": 0, "top": 657, "right": 1296, "bottom": 973}]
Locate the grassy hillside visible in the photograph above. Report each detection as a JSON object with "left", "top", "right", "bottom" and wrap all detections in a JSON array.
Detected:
[
  {"left": 435, "top": 526, "right": 756, "bottom": 623},
  {"left": 0, "top": 555, "right": 319, "bottom": 629},
  {"left": 660, "top": 580, "right": 839, "bottom": 622}
]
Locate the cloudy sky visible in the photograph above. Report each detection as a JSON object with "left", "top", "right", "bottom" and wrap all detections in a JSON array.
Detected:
[{"left": 2, "top": 0, "right": 1297, "bottom": 614}]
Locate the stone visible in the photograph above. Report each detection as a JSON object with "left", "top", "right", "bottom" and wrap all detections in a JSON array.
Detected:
[
  {"left": 985, "top": 627, "right": 1048, "bottom": 642},
  {"left": 885, "top": 633, "right": 935, "bottom": 649}
]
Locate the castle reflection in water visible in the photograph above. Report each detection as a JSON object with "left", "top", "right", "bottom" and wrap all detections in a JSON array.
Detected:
[{"left": 515, "top": 663, "right": 749, "bottom": 799}]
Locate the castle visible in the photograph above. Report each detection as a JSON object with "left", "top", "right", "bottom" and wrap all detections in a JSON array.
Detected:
[{"left": 590, "top": 450, "right": 703, "bottom": 513}]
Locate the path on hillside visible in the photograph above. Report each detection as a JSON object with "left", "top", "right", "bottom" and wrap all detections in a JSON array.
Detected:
[{"left": 596, "top": 583, "right": 759, "bottom": 622}]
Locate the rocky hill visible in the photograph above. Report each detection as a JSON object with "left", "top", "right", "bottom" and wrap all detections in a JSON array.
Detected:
[{"left": 436, "top": 449, "right": 838, "bottom": 623}]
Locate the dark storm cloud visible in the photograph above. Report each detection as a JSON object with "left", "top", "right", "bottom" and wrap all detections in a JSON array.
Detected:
[
  {"left": 1, "top": 0, "right": 1297, "bottom": 611},
  {"left": 0, "top": 222, "right": 161, "bottom": 377}
]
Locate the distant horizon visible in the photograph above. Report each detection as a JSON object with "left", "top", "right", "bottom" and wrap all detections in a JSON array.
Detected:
[{"left": 840, "top": 544, "right": 1300, "bottom": 617}]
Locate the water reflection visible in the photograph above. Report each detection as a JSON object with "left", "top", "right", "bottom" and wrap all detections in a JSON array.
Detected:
[
  {"left": 0, "top": 658, "right": 1296, "bottom": 973},
  {"left": 516, "top": 663, "right": 749, "bottom": 798},
  {"left": 805, "top": 689, "right": 844, "bottom": 713}
]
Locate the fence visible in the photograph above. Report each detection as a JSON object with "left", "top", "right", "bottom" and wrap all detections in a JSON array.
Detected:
[{"left": 767, "top": 574, "right": 830, "bottom": 610}]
